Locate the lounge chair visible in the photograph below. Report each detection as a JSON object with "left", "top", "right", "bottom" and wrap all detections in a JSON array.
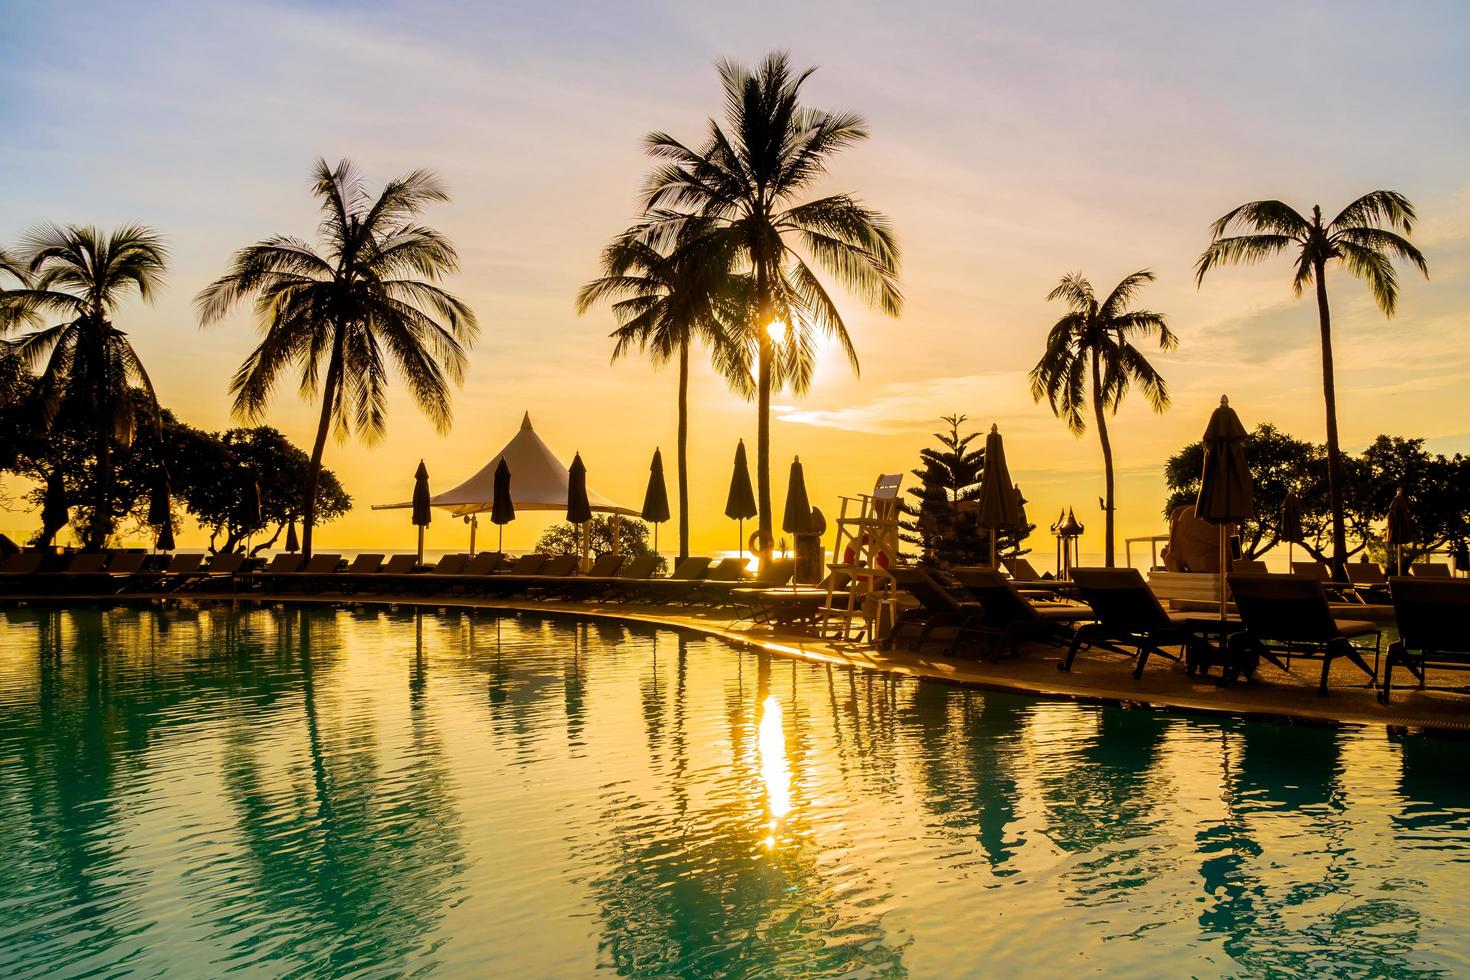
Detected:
[
  {"left": 950, "top": 567, "right": 1092, "bottom": 658},
  {"left": 1291, "top": 560, "right": 1362, "bottom": 602},
  {"left": 588, "top": 553, "right": 660, "bottom": 602},
  {"left": 1232, "top": 559, "right": 1269, "bottom": 574},
  {"left": 1062, "top": 567, "right": 1216, "bottom": 678},
  {"left": 1379, "top": 577, "right": 1470, "bottom": 702},
  {"left": 179, "top": 552, "right": 248, "bottom": 592},
  {"left": 698, "top": 558, "right": 790, "bottom": 607},
  {"left": 623, "top": 556, "right": 713, "bottom": 604},
  {"left": 133, "top": 553, "right": 203, "bottom": 593},
  {"left": 1409, "top": 562, "right": 1452, "bottom": 579},
  {"left": 1003, "top": 557, "right": 1045, "bottom": 582},
  {"left": 884, "top": 567, "right": 987, "bottom": 654},
  {"left": 247, "top": 553, "right": 304, "bottom": 591},
  {"left": 1345, "top": 560, "right": 1390, "bottom": 602},
  {"left": 1226, "top": 573, "right": 1381, "bottom": 695}
]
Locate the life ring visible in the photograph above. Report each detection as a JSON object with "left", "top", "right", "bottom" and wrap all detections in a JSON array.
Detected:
[
  {"left": 749, "top": 528, "right": 775, "bottom": 555},
  {"left": 844, "top": 534, "right": 891, "bottom": 577}
]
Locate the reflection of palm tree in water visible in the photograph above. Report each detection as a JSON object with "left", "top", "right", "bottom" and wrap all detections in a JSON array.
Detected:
[
  {"left": 586, "top": 647, "right": 907, "bottom": 976},
  {"left": 1038, "top": 707, "right": 1170, "bottom": 854},
  {"left": 904, "top": 682, "right": 1029, "bottom": 872},
  {"left": 211, "top": 608, "right": 465, "bottom": 974}
]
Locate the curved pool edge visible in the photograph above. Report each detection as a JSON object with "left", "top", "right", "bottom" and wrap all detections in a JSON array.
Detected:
[{"left": 5, "top": 591, "right": 1469, "bottom": 737}]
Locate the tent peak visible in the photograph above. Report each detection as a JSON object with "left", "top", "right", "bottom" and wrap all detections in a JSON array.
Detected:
[{"left": 521, "top": 412, "right": 533, "bottom": 430}]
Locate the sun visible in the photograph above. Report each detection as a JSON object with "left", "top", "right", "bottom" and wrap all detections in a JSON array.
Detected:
[{"left": 765, "top": 319, "right": 789, "bottom": 344}]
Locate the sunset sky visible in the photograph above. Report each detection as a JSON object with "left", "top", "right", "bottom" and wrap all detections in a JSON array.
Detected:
[{"left": 3, "top": 1, "right": 1467, "bottom": 560}]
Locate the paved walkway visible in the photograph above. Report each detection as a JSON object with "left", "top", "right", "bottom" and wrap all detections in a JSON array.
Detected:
[{"left": 26, "top": 587, "right": 1458, "bottom": 734}]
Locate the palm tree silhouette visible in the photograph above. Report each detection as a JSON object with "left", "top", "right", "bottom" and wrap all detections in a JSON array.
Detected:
[
  {"left": 1030, "top": 270, "right": 1175, "bottom": 566},
  {"left": 3, "top": 225, "right": 167, "bottom": 548},
  {"left": 1195, "top": 192, "right": 1428, "bottom": 578},
  {"left": 577, "top": 228, "right": 751, "bottom": 561},
  {"left": 197, "top": 159, "right": 477, "bottom": 556},
  {"left": 640, "top": 52, "right": 902, "bottom": 554},
  {"left": 0, "top": 246, "right": 35, "bottom": 329}
]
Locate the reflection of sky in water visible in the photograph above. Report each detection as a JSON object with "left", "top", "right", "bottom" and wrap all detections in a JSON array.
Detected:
[{"left": 0, "top": 605, "right": 1467, "bottom": 977}]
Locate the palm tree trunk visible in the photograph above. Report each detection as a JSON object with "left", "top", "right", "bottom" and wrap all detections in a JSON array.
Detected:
[
  {"left": 301, "top": 330, "right": 344, "bottom": 559},
  {"left": 1313, "top": 258, "right": 1347, "bottom": 581},
  {"left": 754, "top": 252, "right": 774, "bottom": 562},
  {"left": 91, "top": 434, "right": 112, "bottom": 551},
  {"left": 676, "top": 339, "right": 690, "bottom": 563},
  {"left": 1091, "top": 352, "right": 1116, "bottom": 567}
]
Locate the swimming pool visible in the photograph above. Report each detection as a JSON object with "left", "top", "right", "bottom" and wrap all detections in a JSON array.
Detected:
[{"left": 0, "top": 605, "right": 1465, "bottom": 977}]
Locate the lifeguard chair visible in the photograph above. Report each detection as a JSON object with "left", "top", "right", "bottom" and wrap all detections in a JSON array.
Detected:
[{"left": 820, "top": 473, "right": 903, "bottom": 642}]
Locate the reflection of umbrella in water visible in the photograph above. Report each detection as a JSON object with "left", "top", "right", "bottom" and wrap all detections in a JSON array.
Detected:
[
  {"left": 491, "top": 459, "right": 514, "bottom": 554},
  {"left": 412, "top": 460, "right": 432, "bottom": 563},
  {"left": 1280, "top": 491, "right": 1304, "bottom": 569},
  {"left": 725, "top": 440, "right": 758, "bottom": 559},
  {"left": 641, "top": 449, "right": 671, "bottom": 559},
  {"left": 976, "top": 424, "right": 1020, "bottom": 568},
  {"left": 1196, "top": 395, "right": 1253, "bottom": 621},
  {"left": 1384, "top": 488, "right": 1417, "bottom": 575}
]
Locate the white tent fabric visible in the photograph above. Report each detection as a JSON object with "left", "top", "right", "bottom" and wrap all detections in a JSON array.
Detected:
[{"left": 375, "top": 413, "right": 636, "bottom": 516}]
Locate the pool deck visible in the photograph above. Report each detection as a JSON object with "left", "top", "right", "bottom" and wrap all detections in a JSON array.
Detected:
[{"left": 7, "top": 588, "right": 1470, "bottom": 734}]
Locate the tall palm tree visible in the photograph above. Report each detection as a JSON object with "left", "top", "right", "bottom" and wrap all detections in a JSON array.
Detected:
[
  {"left": 577, "top": 228, "right": 750, "bottom": 562},
  {"left": 640, "top": 52, "right": 902, "bottom": 554},
  {"left": 1030, "top": 270, "right": 1175, "bottom": 566},
  {"left": 3, "top": 225, "right": 167, "bottom": 548},
  {"left": 197, "top": 158, "right": 476, "bottom": 557},
  {"left": 1195, "top": 192, "right": 1428, "bottom": 578},
  {"left": 0, "top": 246, "right": 34, "bottom": 329}
]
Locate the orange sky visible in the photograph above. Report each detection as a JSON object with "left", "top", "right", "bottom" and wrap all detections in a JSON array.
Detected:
[{"left": 3, "top": 2, "right": 1467, "bottom": 564}]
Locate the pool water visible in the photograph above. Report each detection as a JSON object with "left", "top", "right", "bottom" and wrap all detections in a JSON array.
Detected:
[{"left": 1, "top": 605, "right": 1466, "bottom": 978}]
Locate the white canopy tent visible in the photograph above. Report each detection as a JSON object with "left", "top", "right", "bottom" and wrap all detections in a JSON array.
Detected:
[{"left": 375, "top": 413, "right": 636, "bottom": 559}]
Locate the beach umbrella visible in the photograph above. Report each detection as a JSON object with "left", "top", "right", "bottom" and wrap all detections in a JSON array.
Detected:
[
  {"left": 725, "top": 439, "right": 758, "bottom": 557},
  {"left": 567, "top": 453, "right": 592, "bottom": 569},
  {"left": 1196, "top": 395, "right": 1253, "bottom": 620},
  {"left": 641, "top": 449, "right": 671, "bottom": 557},
  {"left": 491, "top": 459, "right": 514, "bottom": 553},
  {"left": 1453, "top": 540, "right": 1469, "bottom": 576},
  {"left": 412, "top": 460, "right": 432, "bottom": 563},
  {"left": 1280, "top": 491, "right": 1304, "bottom": 568},
  {"left": 156, "top": 521, "right": 175, "bottom": 553},
  {"left": 976, "top": 424, "right": 1020, "bottom": 568},
  {"left": 237, "top": 466, "right": 262, "bottom": 546},
  {"left": 284, "top": 521, "right": 299, "bottom": 554},
  {"left": 42, "top": 472, "right": 68, "bottom": 543},
  {"left": 781, "top": 456, "right": 813, "bottom": 535},
  {"left": 1384, "top": 487, "right": 1417, "bottom": 574}
]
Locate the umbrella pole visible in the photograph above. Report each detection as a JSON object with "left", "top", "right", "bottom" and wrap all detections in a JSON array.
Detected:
[
  {"left": 989, "top": 527, "right": 997, "bottom": 569},
  {"left": 1219, "top": 523, "right": 1228, "bottom": 624},
  {"left": 738, "top": 518, "right": 744, "bottom": 560},
  {"left": 469, "top": 515, "right": 477, "bottom": 557},
  {"left": 498, "top": 524, "right": 504, "bottom": 555},
  {"left": 417, "top": 526, "right": 425, "bottom": 565}
]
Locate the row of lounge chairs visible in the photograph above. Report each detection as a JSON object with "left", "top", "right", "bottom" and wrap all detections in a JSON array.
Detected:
[
  {"left": 0, "top": 548, "right": 800, "bottom": 609},
  {"left": 885, "top": 564, "right": 1470, "bottom": 701}
]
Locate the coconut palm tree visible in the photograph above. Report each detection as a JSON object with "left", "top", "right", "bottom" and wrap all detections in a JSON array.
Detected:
[
  {"left": 0, "top": 246, "right": 34, "bottom": 329},
  {"left": 640, "top": 52, "right": 902, "bottom": 554},
  {"left": 3, "top": 225, "right": 167, "bottom": 548},
  {"left": 577, "top": 227, "right": 750, "bottom": 562},
  {"left": 1030, "top": 270, "right": 1175, "bottom": 566},
  {"left": 197, "top": 159, "right": 477, "bottom": 557},
  {"left": 1195, "top": 192, "right": 1428, "bottom": 578}
]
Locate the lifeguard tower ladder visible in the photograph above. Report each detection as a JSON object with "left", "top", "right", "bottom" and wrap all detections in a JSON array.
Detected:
[{"left": 819, "top": 474, "right": 903, "bottom": 642}]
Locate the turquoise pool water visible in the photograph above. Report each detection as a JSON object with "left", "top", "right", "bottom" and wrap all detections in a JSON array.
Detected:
[{"left": 0, "top": 605, "right": 1466, "bottom": 977}]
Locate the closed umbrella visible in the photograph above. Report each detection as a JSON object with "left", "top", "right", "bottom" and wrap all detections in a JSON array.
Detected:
[
  {"left": 412, "top": 460, "right": 431, "bottom": 564},
  {"left": 1453, "top": 540, "right": 1469, "bottom": 577},
  {"left": 41, "top": 472, "right": 68, "bottom": 545},
  {"left": 725, "top": 440, "right": 758, "bottom": 558},
  {"left": 641, "top": 449, "right": 671, "bottom": 558},
  {"left": 1280, "top": 491, "right": 1304, "bottom": 569},
  {"left": 491, "top": 459, "right": 514, "bottom": 554},
  {"left": 976, "top": 424, "right": 1020, "bottom": 568},
  {"left": 284, "top": 521, "right": 299, "bottom": 554},
  {"left": 1196, "top": 395, "right": 1253, "bottom": 620},
  {"left": 156, "top": 521, "right": 175, "bottom": 553},
  {"left": 1384, "top": 487, "right": 1416, "bottom": 574},
  {"left": 781, "top": 456, "right": 813, "bottom": 536},
  {"left": 567, "top": 453, "right": 592, "bottom": 569}
]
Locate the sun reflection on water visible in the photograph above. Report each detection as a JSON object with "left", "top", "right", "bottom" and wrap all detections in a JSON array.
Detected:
[{"left": 757, "top": 694, "right": 791, "bottom": 849}]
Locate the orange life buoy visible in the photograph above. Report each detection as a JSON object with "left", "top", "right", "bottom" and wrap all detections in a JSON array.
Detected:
[{"left": 843, "top": 534, "right": 891, "bottom": 576}]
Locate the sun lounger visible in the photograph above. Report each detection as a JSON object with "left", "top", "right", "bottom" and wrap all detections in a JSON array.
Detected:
[
  {"left": 1409, "top": 562, "right": 1452, "bottom": 579},
  {"left": 884, "top": 567, "right": 987, "bottom": 654},
  {"left": 697, "top": 557, "right": 791, "bottom": 607},
  {"left": 1345, "top": 560, "right": 1391, "bottom": 602},
  {"left": 1003, "top": 557, "right": 1045, "bottom": 582},
  {"left": 131, "top": 552, "right": 204, "bottom": 593},
  {"left": 1063, "top": 567, "right": 1216, "bottom": 678},
  {"left": 950, "top": 567, "right": 1092, "bottom": 658},
  {"left": 1290, "top": 560, "right": 1363, "bottom": 602},
  {"left": 178, "top": 552, "right": 249, "bottom": 592},
  {"left": 577, "top": 553, "right": 659, "bottom": 602},
  {"left": 1232, "top": 559, "right": 1268, "bottom": 574},
  {"left": 733, "top": 569, "right": 851, "bottom": 628},
  {"left": 622, "top": 556, "right": 713, "bottom": 604},
  {"left": 1380, "top": 577, "right": 1470, "bottom": 702},
  {"left": 1225, "top": 573, "right": 1381, "bottom": 695}
]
